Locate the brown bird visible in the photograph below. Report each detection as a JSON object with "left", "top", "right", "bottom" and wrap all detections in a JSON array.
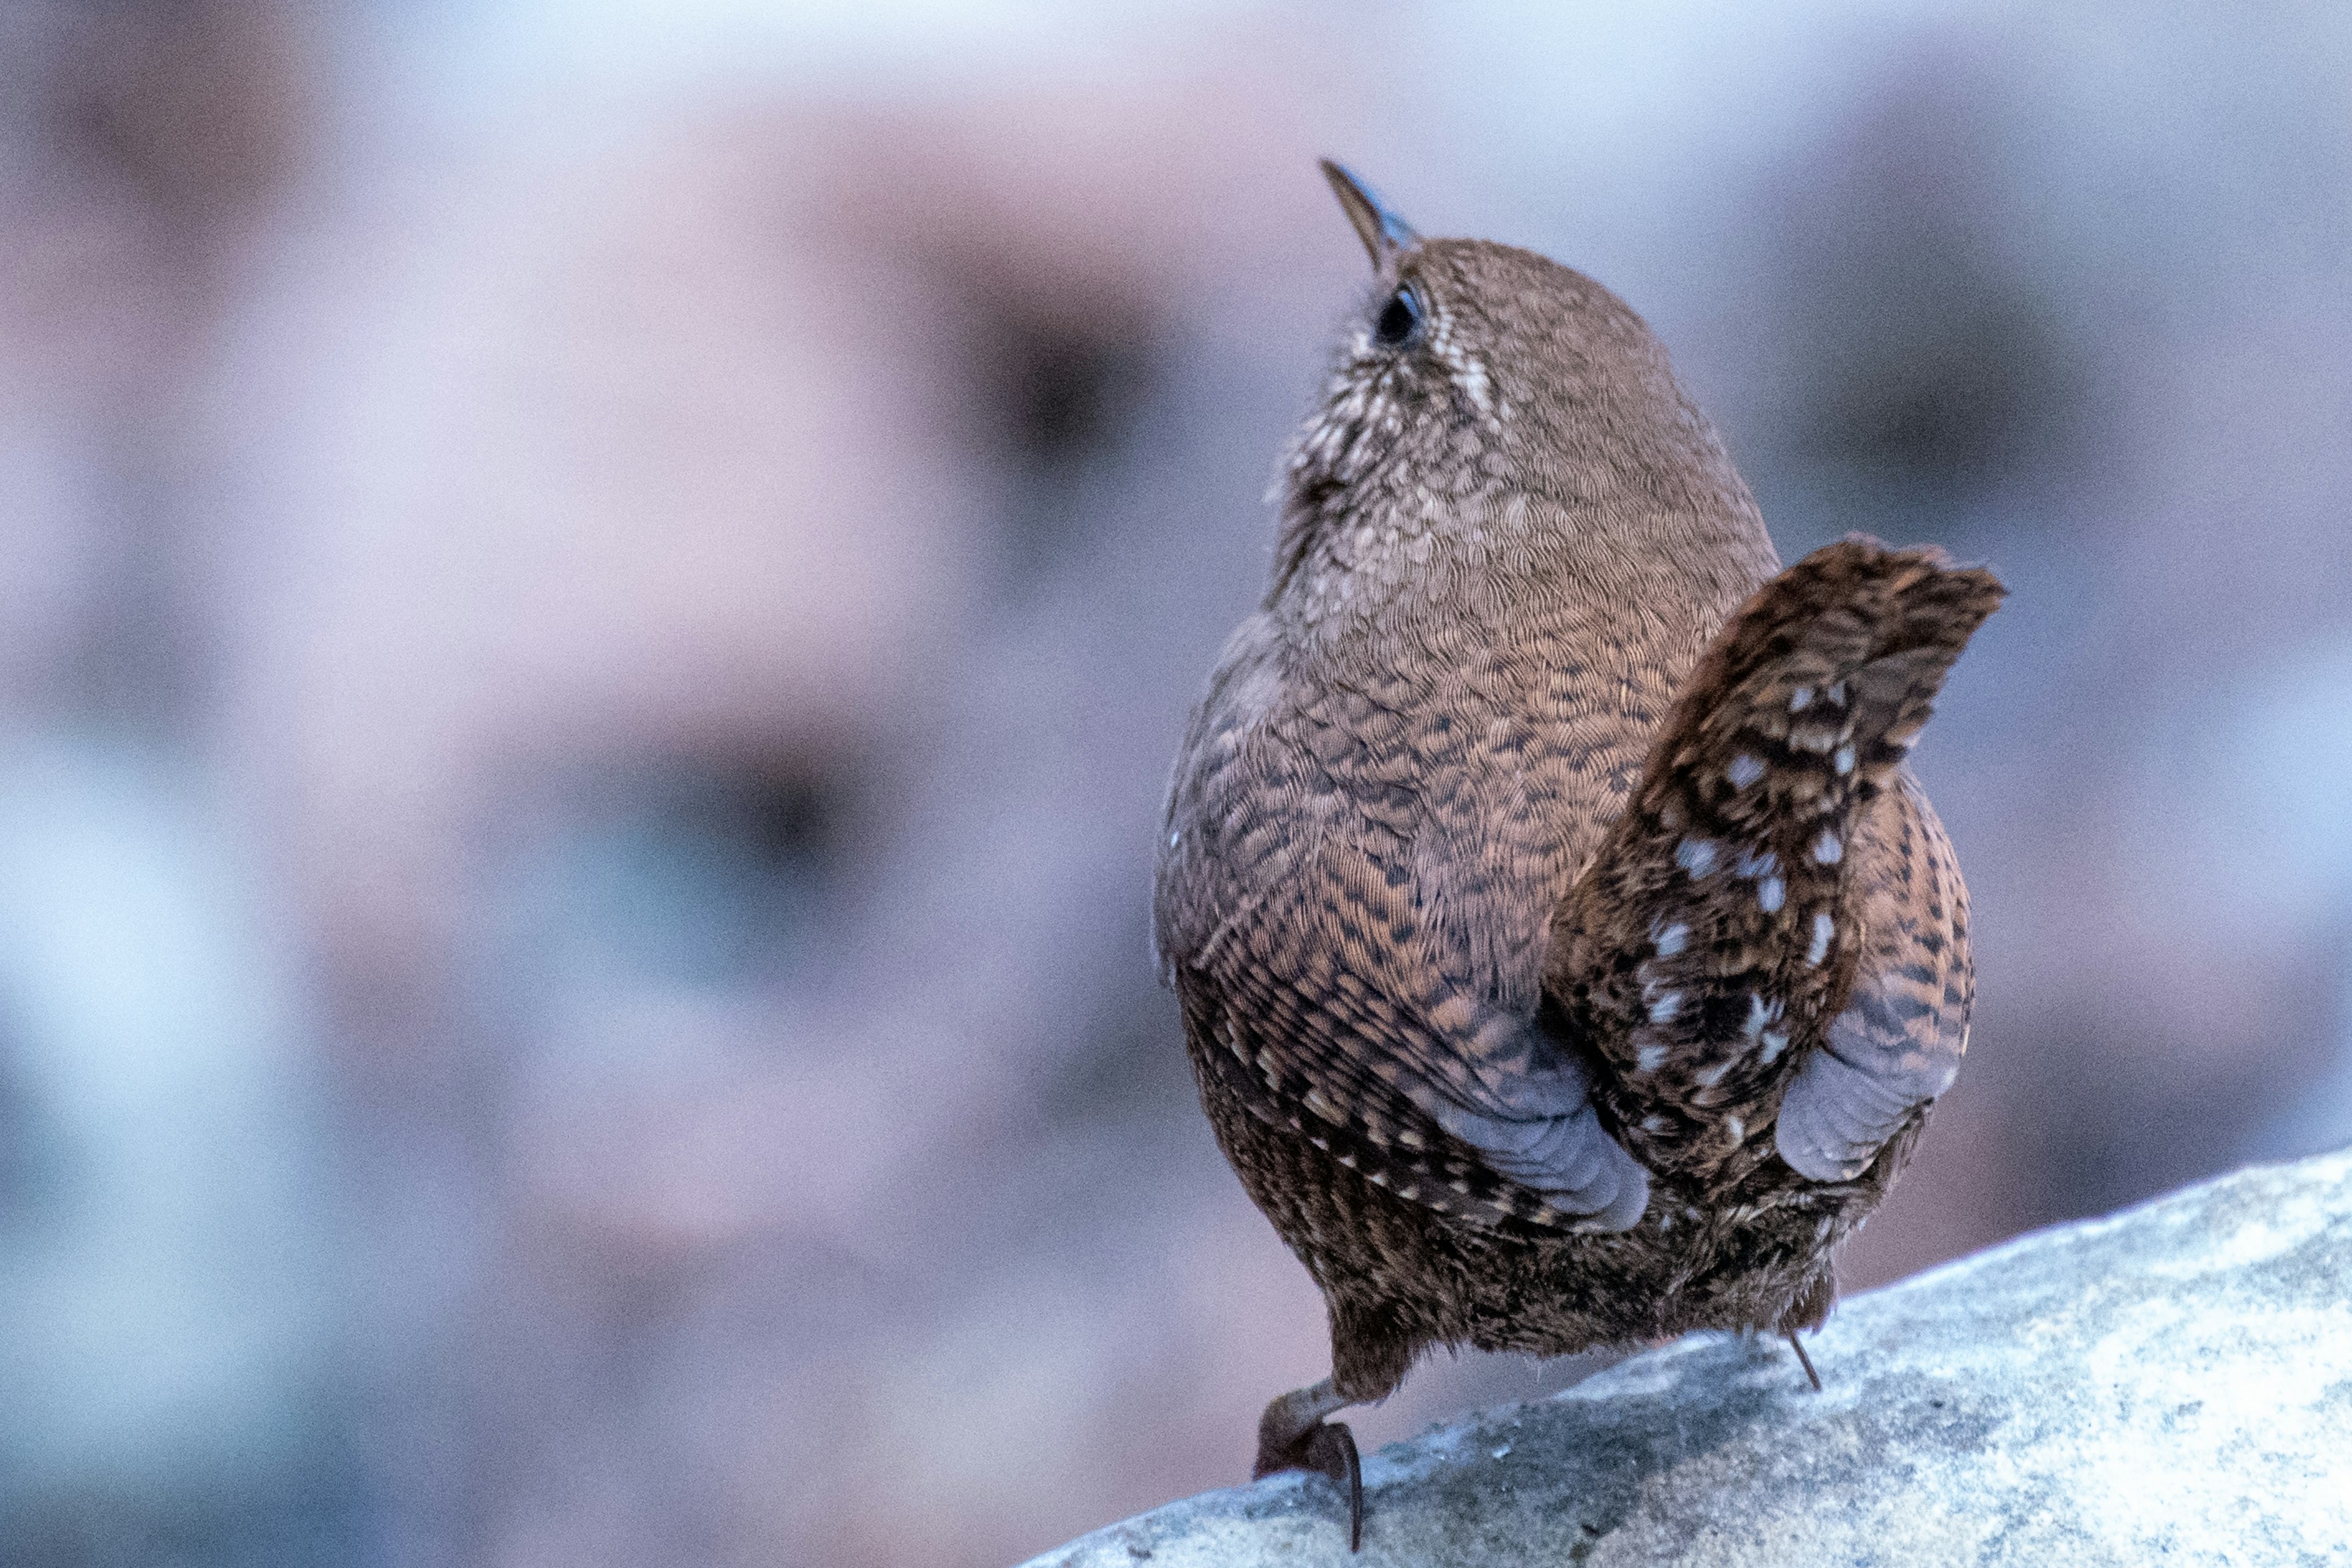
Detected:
[{"left": 1153, "top": 162, "right": 2003, "bottom": 1551}]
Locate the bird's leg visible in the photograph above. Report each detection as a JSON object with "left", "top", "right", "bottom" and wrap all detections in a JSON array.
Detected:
[
  {"left": 1785, "top": 1329, "right": 1823, "bottom": 1392},
  {"left": 1781, "top": 1267, "right": 1832, "bottom": 1391},
  {"left": 1253, "top": 1377, "right": 1364, "bottom": 1551}
]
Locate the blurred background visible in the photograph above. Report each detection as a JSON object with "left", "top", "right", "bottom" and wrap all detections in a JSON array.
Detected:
[{"left": 3, "top": 1, "right": 2351, "bottom": 1564}]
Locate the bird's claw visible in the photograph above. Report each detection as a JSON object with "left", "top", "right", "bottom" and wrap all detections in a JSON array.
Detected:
[{"left": 1254, "top": 1418, "right": 1364, "bottom": 1551}]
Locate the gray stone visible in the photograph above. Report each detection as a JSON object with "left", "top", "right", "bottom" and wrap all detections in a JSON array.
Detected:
[{"left": 1022, "top": 1150, "right": 2352, "bottom": 1566}]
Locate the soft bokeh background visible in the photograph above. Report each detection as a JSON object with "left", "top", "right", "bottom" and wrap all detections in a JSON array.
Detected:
[{"left": 4, "top": 2, "right": 2351, "bottom": 1564}]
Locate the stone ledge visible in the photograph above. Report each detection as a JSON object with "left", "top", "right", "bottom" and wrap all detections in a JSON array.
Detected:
[{"left": 1022, "top": 1149, "right": 2352, "bottom": 1566}]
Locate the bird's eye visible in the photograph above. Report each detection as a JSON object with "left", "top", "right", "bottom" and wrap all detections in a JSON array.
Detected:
[{"left": 1373, "top": 284, "right": 1423, "bottom": 348}]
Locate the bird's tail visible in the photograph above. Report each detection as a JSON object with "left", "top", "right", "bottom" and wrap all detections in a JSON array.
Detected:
[{"left": 1544, "top": 537, "right": 2004, "bottom": 1180}]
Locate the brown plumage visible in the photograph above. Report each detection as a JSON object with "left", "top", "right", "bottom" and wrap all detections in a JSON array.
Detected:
[{"left": 1152, "top": 162, "right": 2003, "bottom": 1550}]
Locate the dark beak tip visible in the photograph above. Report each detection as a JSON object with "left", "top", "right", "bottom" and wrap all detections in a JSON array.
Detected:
[{"left": 1319, "top": 157, "right": 1419, "bottom": 267}]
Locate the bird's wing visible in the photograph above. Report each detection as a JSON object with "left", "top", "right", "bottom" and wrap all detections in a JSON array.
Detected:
[
  {"left": 1178, "top": 923, "right": 1651, "bottom": 1234},
  {"left": 1163, "top": 626, "right": 1654, "bottom": 1234},
  {"left": 1545, "top": 538, "right": 2001, "bottom": 1184},
  {"left": 1774, "top": 776, "right": 1972, "bottom": 1180}
]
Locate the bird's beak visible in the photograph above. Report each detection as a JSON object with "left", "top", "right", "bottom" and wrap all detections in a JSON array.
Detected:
[{"left": 1319, "top": 159, "right": 1419, "bottom": 268}]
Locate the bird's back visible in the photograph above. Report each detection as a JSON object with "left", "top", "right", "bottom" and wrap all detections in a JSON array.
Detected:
[{"left": 1156, "top": 486, "right": 1773, "bottom": 1069}]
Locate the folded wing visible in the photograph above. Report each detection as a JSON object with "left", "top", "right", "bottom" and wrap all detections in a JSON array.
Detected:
[{"left": 1774, "top": 777, "right": 1972, "bottom": 1181}]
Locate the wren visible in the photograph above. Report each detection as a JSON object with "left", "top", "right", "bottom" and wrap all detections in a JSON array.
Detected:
[{"left": 1152, "top": 162, "right": 2003, "bottom": 1551}]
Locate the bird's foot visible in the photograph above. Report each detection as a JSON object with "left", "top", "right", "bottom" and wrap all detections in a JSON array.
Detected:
[
  {"left": 1254, "top": 1379, "right": 1365, "bottom": 1551},
  {"left": 1255, "top": 1420, "right": 1362, "bottom": 1550}
]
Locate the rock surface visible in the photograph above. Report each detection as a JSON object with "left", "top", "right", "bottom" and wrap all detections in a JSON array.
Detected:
[{"left": 1022, "top": 1150, "right": 2352, "bottom": 1566}]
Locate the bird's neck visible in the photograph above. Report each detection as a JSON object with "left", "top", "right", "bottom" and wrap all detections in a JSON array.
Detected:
[{"left": 1276, "top": 481, "right": 1780, "bottom": 663}]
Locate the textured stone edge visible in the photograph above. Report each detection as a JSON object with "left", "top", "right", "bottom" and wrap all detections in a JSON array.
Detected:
[{"left": 1019, "top": 1148, "right": 2352, "bottom": 1567}]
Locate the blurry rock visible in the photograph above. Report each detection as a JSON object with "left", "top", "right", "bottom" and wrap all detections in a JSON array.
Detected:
[
  {"left": 0, "top": 0, "right": 312, "bottom": 722},
  {"left": 1027, "top": 1150, "right": 2352, "bottom": 1566}
]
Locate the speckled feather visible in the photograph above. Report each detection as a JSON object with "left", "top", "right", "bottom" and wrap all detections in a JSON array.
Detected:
[
  {"left": 1153, "top": 214, "right": 2001, "bottom": 1420},
  {"left": 1550, "top": 541, "right": 2000, "bottom": 1192}
]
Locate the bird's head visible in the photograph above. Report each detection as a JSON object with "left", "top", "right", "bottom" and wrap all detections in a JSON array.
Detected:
[{"left": 1272, "top": 162, "right": 1770, "bottom": 616}]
